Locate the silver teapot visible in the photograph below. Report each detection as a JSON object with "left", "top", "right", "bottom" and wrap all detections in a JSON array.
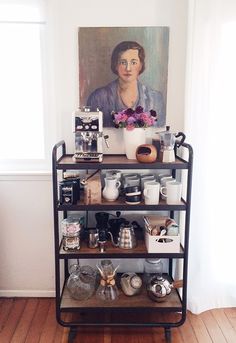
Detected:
[
  {"left": 147, "top": 276, "right": 183, "bottom": 302},
  {"left": 108, "top": 223, "right": 137, "bottom": 249}
]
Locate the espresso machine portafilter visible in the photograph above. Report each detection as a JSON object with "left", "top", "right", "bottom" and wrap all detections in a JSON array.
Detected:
[{"left": 72, "top": 106, "right": 109, "bottom": 162}]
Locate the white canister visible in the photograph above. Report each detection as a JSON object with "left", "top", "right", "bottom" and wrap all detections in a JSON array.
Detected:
[{"left": 140, "top": 175, "right": 156, "bottom": 191}]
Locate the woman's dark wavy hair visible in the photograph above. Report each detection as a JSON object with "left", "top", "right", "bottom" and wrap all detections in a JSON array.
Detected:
[{"left": 111, "top": 41, "right": 145, "bottom": 75}]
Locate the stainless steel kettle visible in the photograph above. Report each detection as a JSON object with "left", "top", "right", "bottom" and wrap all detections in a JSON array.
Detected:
[
  {"left": 147, "top": 276, "right": 183, "bottom": 302},
  {"left": 108, "top": 223, "right": 137, "bottom": 249}
]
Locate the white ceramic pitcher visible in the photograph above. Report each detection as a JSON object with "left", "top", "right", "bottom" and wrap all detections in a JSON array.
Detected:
[{"left": 102, "top": 177, "right": 121, "bottom": 201}]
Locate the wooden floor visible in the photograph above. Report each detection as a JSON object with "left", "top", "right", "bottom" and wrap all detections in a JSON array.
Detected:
[{"left": 0, "top": 298, "right": 236, "bottom": 343}]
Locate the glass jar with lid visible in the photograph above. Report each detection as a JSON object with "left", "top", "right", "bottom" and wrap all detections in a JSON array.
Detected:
[
  {"left": 61, "top": 216, "right": 83, "bottom": 251},
  {"left": 144, "top": 258, "right": 163, "bottom": 284}
]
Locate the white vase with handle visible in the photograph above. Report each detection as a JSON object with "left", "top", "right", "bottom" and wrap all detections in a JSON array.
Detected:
[
  {"left": 102, "top": 177, "right": 121, "bottom": 201},
  {"left": 123, "top": 128, "right": 146, "bottom": 160}
]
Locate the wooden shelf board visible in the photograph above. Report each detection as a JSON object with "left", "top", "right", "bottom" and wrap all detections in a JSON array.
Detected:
[
  {"left": 60, "top": 284, "right": 182, "bottom": 311},
  {"left": 58, "top": 196, "right": 187, "bottom": 211},
  {"left": 56, "top": 154, "right": 189, "bottom": 170},
  {"left": 59, "top": 240, "right": 184, "bottom": 259}
]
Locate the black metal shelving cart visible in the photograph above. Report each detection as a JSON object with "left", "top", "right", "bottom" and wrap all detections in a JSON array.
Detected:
[{"left": 52, "top": 140, "right": 193, "bottom": 343}]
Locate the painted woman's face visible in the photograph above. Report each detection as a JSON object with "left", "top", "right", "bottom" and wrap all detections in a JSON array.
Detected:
[{"left": 116, "top": 49, "right": 143, "bottom": 83}]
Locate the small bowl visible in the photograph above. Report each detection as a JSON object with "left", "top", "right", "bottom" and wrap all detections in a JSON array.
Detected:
[{"left": 125, "top": 194, "right": 142, "bottom": 204}]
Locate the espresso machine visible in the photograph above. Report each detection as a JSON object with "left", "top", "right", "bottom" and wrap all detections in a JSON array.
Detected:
[{"left": 73, "top": 107, "right": 109, "bottom": 162}]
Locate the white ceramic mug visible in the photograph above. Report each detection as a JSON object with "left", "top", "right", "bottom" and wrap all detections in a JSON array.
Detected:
[
  {"left": 140, "top": 173, "right": 155, "bottom": 178},
  {"left": 123, "top": 173, "right": 138, "bottom": 180},
  {"left": 143, "top": 181, "right": 160, "bottom": 205},
  {"left": 125, "top": 177, "right": 140, "bottom": 187},
  {"left": 141, "top": 175, "right": 156, "bottom": 190},
  {"left": 160, "top": 177, "right": 175, "bottom": 200},
  {"left": 106, "top": 170, "right": 122, "bottom": 180},
  {"left": 160, "top": 181, "right": 182, "bottom": 204},
  {"left": 160, "top": 176, "right": 174, "bottom": 184},
  {"left": 104, "top": 170, "right": 122, "bottom": 188},
  {"left": 123, "top": 174, "right": 139, "bottom": 183},
  {"left": 157, "top": 173, "right": 172, "bottom": 182}
]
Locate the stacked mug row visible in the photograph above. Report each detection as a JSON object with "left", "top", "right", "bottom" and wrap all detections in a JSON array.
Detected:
[{"left": 103, "top": 171, "right": 182, "bottom": 205}]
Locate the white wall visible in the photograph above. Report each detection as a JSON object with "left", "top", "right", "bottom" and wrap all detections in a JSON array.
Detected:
[
  {"left": 0, "top": 0, "right": 188, "bottom": 295},
  {"left": 0, "top": 174, "right": 54, "bottom": 296},
  {"left": 49, "top": 0, "right": 188, "bottom": 153}
]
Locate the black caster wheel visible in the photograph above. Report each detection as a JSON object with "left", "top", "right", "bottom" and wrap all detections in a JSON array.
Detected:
[
  {"left": 68, "top": 327, "right": 77, "bottom": 343},
  {"left": 164, "top": 327, "right": 172, "bottom": 343}
]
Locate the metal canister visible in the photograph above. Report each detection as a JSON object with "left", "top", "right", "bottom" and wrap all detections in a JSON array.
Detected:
[{"left": 59, "top": 178, "right": 80, "bottom": 205}]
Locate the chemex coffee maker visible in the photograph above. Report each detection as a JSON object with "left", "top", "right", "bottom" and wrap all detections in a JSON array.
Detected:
[{"left": 73, "top": 106, "right": 109, "bottom": 162}]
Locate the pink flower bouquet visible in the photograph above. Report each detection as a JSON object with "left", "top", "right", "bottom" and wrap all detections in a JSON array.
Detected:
[{"left": 112, "top": 106, "right": 158, "bottom": 131}]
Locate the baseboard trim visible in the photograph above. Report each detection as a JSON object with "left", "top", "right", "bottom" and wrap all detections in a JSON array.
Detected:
[{"left": 0, "top": 290, "right": 55, "bottom": 297}]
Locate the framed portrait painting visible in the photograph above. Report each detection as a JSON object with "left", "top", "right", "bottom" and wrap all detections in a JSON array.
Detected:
[{"left": 79, "top": 27, "right": 169, "bottom": 128}]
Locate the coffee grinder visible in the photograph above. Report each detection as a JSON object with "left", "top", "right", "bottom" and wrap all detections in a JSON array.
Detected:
[
  {"left": 73, "top": 107, "right": 109, "bottom": 162},
  {"left": 95, "top": 211, "right": 125, "bottom": 252},
  {"left": 95, "top": 212, "right": 110, "bottom": 252}
]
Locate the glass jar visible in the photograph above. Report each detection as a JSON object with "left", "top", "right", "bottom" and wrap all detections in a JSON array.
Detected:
[
  {"left": 61, "top": 217, "right": 83, "bottom": 251},
  {"left": 66, "top": 264, "right": 96, "bottom": 300},
  {"left": 120, "top": 272, "right": 142, "bottom": 296},
  {"left": 144, "top": 258, "right": 163, "bottom": 284}
]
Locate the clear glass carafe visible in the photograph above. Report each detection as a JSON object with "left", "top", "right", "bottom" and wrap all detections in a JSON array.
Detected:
[
  {"left": 66, "top": 264, "right": 96, "bottom": 300},
  {"left": 96, "top": 260, "right": 119, "bottom": 301}
]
